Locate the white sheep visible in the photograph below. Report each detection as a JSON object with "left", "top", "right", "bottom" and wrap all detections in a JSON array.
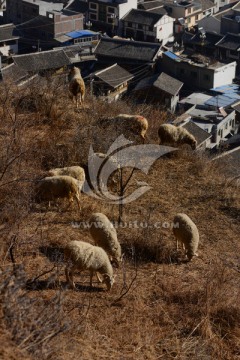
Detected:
[
  {"left": 158, "top": 124, "right": 197, "bottom": 150},
  {"left": 35, "top": 175, "right": 81, "bottom": 211},
  {"left": 64, "top": 240, "right": 114, "bottom": 290},
  {"left": 98, "top": 114, "right": 148, "bottom": 142},
  {"left": 173, "top": 213, "right": 199, "bottom": 261},
  {"left": 68, "top": 66, "right": 85, "bottom": 108},
  {"left": 89, "top": 213, "right": 122, "bottom": 267},
  {"left": 48, "top": 166, "right": 85, "bottom": 192}
]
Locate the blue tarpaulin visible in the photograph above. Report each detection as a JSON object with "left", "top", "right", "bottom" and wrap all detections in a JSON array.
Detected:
[{"left": 66, "top": 30, "right": 98, "bottom": 39}]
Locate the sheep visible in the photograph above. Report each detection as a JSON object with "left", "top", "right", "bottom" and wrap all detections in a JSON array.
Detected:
[
  {"left": 98, "top": 114, "right": 148, "bottom": 142},
  {"left": 89, "top": 213, "right": 122, "bottom": 267},
  {"left": 64, "top": 240, "right": 114, "bottom": 290},
  {"left": 35, "top": 175, "right": 81, "bottom": 211},
  {"left": 48, "top": 166, "right": 85, "bottom": 192},
  {"left": 68, "top": 66, "right": 85, "bottom": 108},
  {"left": 173, "top": 213, "right": 199, "bottom": 261},
  {"left": 158, "top": 124, "right": 197, "bottom": 150}
]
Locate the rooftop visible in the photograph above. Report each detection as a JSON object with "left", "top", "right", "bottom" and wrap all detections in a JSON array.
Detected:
[
  {"left": 215, "top": 33, "right": 240, "bottom": 51},
  {"left": 134, "top": 71, "right": 183, "bottom": 95},
  {"left": 94, "top": 38, "right": 161, "bottom": 62},
  {"left": 182, "top": 120, "right": 212, "bottom": 146},
  {"left": 122, "top": 9, "right": 164, "bottom": 26},
  {"left": 94, "top": 63, "right": 134, "bottom": 88}
]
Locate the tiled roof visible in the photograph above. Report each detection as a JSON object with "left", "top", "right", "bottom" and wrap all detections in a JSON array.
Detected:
[
  {"left": 1, "top": 63, "right": 29, "bottom": 83},
  {"left": 138, "top": 0, "right": 165, "bottom": 10},
  {"left": 0, "top": 24, "right": 20, "bottom": 42},
  {"left": 122, "top": 9, "right": 164, "bottom": 25},
  {"left": 134, "top": 72, "right": 183, "bottom": 95},
  {"left": 94, "top": 63, "right": 133, "bottom": 88},
  {"left": 12, "top": 49, "right": 71, "bottom": 72},
  {"left": 215, "top": 33, "right": 240, "bottom": 51},
  {"left": 94, "top": 38, "right": 161, "bottom": 62},
  {"left": 183, "top": 31, "right": 223, "bottom": 46},
  {"left": 182, "top": 120, "right": 211, "bottom": 146}
]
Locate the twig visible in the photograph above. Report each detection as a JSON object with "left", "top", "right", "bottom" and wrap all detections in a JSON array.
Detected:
[
  {"left": 111, "top": 269, "right": 138, "bottom": 305},
  {"left": 26, "top": 265, "right": 56, "bottom": 286}
]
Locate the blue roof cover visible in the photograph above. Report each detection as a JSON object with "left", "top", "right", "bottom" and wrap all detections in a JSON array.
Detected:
[
  {"left": 66, "top": 30, "right": 98, "bottom": 39},
  {"left": 205, "top": 94, "right": 239, "bottom": 107},
  {"left": 164, "top": 51, "right": 180, "bottom": 60},
  {"left": 205, "top": 83, "right": 240, "bottom": 107}
]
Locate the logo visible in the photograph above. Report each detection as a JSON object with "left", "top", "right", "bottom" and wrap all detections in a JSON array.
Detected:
[{"left": 83, "top": 135, "right": 176, "bottom": 204}]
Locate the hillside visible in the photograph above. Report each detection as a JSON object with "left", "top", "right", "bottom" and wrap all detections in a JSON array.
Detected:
[{"left": 0, "top": 75, "right": 240, "bottom": 360}]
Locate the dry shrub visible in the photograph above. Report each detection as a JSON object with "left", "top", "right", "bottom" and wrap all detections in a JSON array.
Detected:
[{"left": 0, "top": 266, "right": 68, "bottom": 359}]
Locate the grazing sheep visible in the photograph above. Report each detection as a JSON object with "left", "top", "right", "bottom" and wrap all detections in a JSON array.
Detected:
[
  {"left": 158, "top": 124, "right": 197, "bottom": 150},
  {"left": 173, "top": 213, "right": 199, "bottom": 261},
  {"left": 48, "top": 166, "right": 85, "bottom": 191},
  {"left": 89, "top": 213, "right": 122, "bottom": 267},
  {"left": 68, "top": 66, "right": 85, "bottom": 108},
  {"left": 98, "top": 114, "right": 148, "bottom": 142},
  {"left": 35, "top": 175, "right": 81, "bottom": 211},
  {"left": 64, "top": 240, "right": 114, "bottom": 290}
]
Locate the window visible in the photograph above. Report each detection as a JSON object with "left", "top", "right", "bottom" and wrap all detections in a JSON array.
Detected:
[
  {"left": 204, "top": 74, "right": 210, "bottom": 81},
  {"left": 138, "top": 24, "right": 143, "bottom": 29},
  {"left": 89, "top": 2, "right": 97, "bottom": 10},
  {"left": 187, "top": 7, "right": 191, "bottom": 13},
  {"left": 108, "top": 7, "right": 115, "bottom": 14},
  {"left": 190, "top": 71, "right": 197, "bottom": 78},
  {"left": 128, "top": 22, "right": 132, "bottom": 27},
  {"left": 89, "top": 13, "right": 97, "bottom": 20},
  {"left": 225, "top": 122, "right": 228, "bottom": 129},
  {"left": 195, "top": 14, "right": 198, "bottom": 20},
  {"left": 149, "top": 25, "right": 153, "bottom": 31}
]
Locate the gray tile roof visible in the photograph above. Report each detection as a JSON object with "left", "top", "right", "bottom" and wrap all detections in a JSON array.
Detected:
[
  {"left": 12, "top": 49, "right": 71, "bottom": 72},
  {"left": 0, "top": 24, "right": 20, "bottom": 42},
  {"left": 134, "top": 72, "right": 183, "bottom": 95},
  {"left": 182, "top": 120, "right": 212, "bottom": 146},
  {"left": 215, "top": 33, "right": 240, "bottom": 51},
  {"left": 94, "top": 63, "right": 134, "bottom": 88},
  {"left": 94, "top": 38, "right": 161, "bottom": 63},
  {"left": 1, "top": 63, "right": 29, "bottom": 83},
  {"left": 122, "top": 9, "right": 164, "bottom": 26},
  {"left": 138, "top": 0, "right": 165, "bottom": 10}
]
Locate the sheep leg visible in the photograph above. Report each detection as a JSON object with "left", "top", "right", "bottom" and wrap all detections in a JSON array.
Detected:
[
  {"left": 90, "top": 270, "right": 94, "bottom": 287},
  {"left": 74, "top": 193, "right": 81, "bottom": 212},
  {"left": 67, "top": 265, "right": 77, "bottom": 289},
  {"left": 96, "top": 272, "right": 103, "bottom": 283}
]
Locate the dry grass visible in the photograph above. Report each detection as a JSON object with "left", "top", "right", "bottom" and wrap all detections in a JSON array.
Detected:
[{"left": 0, "top": 77, "right": 240, "bottom": 359}]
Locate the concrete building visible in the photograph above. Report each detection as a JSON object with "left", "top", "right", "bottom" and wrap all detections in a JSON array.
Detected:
[
  {"left": 88, "top": 0, "right": 137, "bottom": 35},
  {"left": 161, "top": 51, "right": 237, "bottom": 90},
  {"left": 164, "top": 0, "right": 203, "bottom": 29},
  {"left": 121, "top": 8, "right": 174, "bottom": 44}
]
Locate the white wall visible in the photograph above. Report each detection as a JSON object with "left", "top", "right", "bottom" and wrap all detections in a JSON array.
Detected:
[
  {"left": 155, "top": 15, "right": 174, "bottom": 44},
  {"left": 119, "top": 0, "right": 137, "bottom": 18},
  {"left": 213, "top": 61, "right": 237, "bottom": 88}
]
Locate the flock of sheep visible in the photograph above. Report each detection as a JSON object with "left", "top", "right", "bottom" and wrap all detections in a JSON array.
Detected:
[{"left": 34, "top": 66, "right": 200, "bottom": 291}]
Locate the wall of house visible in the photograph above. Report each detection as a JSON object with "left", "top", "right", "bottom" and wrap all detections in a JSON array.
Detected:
[
  {"left": 213, "top": 61, "right": 237, "bottom": 88},
  {"left": 155, "top": 15, "right": 174, "bottom": 44},
  {"left": 53, "top": 13, "right": 83, "bottom": 37},
  {"left": 162, "top": 54, "right": 236, "bottom": 90},
  {"left": 221, "top": 16, "right": 240, "bottom": 34},
  {"left": 215, "top": 111, "right": 236, "bottom": 144}
]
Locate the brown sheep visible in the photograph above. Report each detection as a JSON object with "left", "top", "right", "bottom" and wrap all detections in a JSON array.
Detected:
[
  {"left": 158, "top": 124, "right": 197, "bottom": 150},
  {"left": 68, "top": 67, "right": 85, "bottom": 108},
  {"left": 35, "top": 175, "right": 81, "bottom": 211},
  {"left": 98, "top": 114, "right": 148, "bottom": 143}
]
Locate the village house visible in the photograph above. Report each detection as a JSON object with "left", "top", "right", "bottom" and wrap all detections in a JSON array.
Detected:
[
  {"left": 87, "top": 0, "right": 137, "bottom": 36},
  {"left": 4, "top": 0, "right": 84, "bottom": 51},
  {"left": 161, "top": 51, "right": 237, "bottom": 90},
  {"left": 215, "top": 33, "right": 240, "bottom": 72},
  {"left": 164, "top": 0, "right": 203, "bottom": 29},
  {"left": 132, "top": 71, "right": 183, "bottom": 112},
  {"left": 89, "top": 62, "right": 134, "bottom": 102},
  {"left": 181, "top": 119, "right": 212, "bottom": 149},
  {"left": 182, "top": 29, "right": 223, "bottom": 57},
  {"left": 121, "top": 8, "right": 174, "bottom": 44}
]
